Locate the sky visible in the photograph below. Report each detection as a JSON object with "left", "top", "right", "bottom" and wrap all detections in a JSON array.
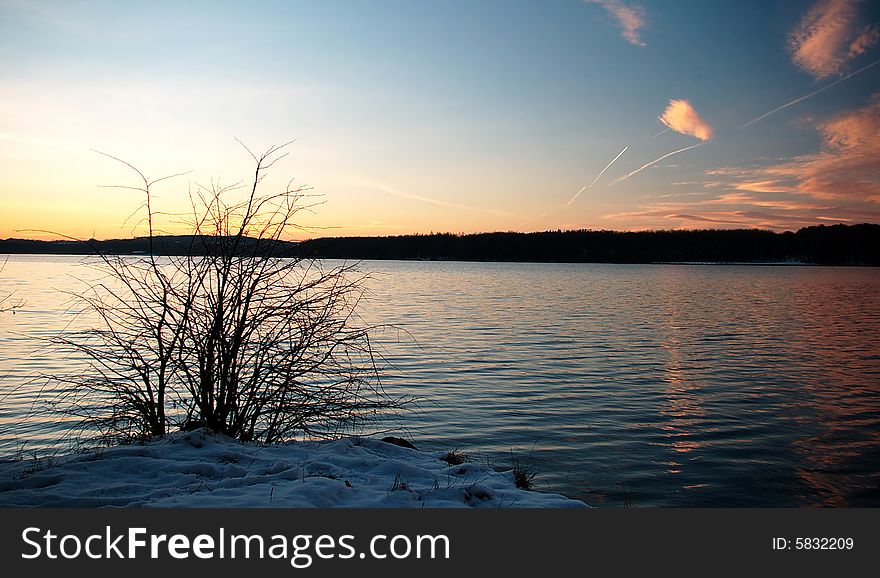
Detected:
[{"left": 1, "top": 0, "right": 879, "bottom": 240}]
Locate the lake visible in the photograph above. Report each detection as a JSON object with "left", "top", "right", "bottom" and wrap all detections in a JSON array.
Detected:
[{"left": 1, "top": 255, "right": 879, "bottom": 507}]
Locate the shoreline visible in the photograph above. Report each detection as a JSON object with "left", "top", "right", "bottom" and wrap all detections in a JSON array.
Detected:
[
  {"left": 0, "top": 429, "right": 587, "bottom": 508},
  {"left": 3, "top": 252, "right": 872, "bottom": 268}
]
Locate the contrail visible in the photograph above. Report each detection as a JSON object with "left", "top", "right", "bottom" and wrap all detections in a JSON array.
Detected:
[
  {"left": 741, "top": 57, "right": 880, "bottom": 128},
  {"left": 609, "top": 141, "right": 706, "bottom": 186},
  {"left": 567, "top": 145, "right": 628, "bottom": 205},
  {"left": 566, "top": 184, "right": 588, "bottom": 207},
  {"left": 650, "top": 127, "right": 670, "bottom": 139}
]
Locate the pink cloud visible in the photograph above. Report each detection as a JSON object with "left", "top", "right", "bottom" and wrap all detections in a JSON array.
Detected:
[
  {"left": 585, "top": 1, "right": 647, "bottom": 47},
  {"left": 789, "top": 0, "right": 880, "bottom": 79},
  {"left": 658, "top": 99, "right": 714, "bottom": 141},
  {"left": 733, "top": 181, "right": 798, "bottom": 194},
  {"left": 706, "top": 94, "right": 880, "bottom": 204},
  {"left": 848, "top": 24, "right": 880, "bottom": 58},
  {"left": 701, "top": 193, "right": 833, "bottom": 212},
  {"left": 763, "top": 94, "right": 880, "bottom": 202},
  {"left": 599, "top": 203, "right": 879, "bottom": 231},
  {"left": 598, "top": 98, "right": 880, "bottom": 232}
]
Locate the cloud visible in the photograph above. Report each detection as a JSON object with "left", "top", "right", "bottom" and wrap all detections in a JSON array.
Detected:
[
  {"left": 599, "top": 96, "right": 880, "bottom": 231},
  {"left": 598, "top": 208, "right": 751, "bottom": 228},
  {"left": 789, "top": 0, "right": 880, "bottom": 79},
  {"left": 599, "top": 94, "right": 878, "bottom": 230},
  {"left": 785, "top": 94, "right": 880, "bottom": 201},
  {"left": 702, "top": 193, "right": 833, "bottom": 211},
  {"left": 598, "top": 201, "right": 880, "bottom": 231},
  {"left": 731, "top": 181, "right": 796, "bottom": 194},
  {"left": 659, "top": 99, "right": 714, "bottom": 141},
  {"left": 734, "top": 93, "right": 880, "bottom": 203},
  {"left": 585, "top": 1, "right": 647, "bottom": 46},
  {"left": 849, "top": 24, "right": 880, "bottom": 57}
]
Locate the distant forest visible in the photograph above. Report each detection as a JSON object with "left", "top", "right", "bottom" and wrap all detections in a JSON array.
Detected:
[{"left": 1, "top": 224, "right": 878, "bottom": 265}]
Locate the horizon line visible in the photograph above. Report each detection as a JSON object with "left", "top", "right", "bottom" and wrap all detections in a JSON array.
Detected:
[{"left": 2, "top": 221, "right": 878, "bottom": 244}]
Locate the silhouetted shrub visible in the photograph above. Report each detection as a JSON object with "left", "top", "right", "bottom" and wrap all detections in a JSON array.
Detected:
[{"left": 51, "top": 142, "right": 405, "bottom": 445}]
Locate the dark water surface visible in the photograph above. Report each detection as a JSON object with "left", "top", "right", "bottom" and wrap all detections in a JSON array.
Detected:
[{"left": 2, "top": 256, "right": 879, "bottom": 506}]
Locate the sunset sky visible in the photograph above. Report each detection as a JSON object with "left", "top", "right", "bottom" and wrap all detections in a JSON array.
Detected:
[{"left": 1, "top": 0, "right": 879, "bottom": 240}]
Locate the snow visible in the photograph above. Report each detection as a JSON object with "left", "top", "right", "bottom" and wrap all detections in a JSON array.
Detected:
[{"left": 0, "top": 429, "right": 587, "bottom": 508}]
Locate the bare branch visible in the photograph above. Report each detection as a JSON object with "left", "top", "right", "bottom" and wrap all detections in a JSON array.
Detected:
[
  {"left": 92, "top": 149, "right": 149, "bottom": 187},
  {"left": 48, "top": 140, "right": 407, "bottom": 446}
]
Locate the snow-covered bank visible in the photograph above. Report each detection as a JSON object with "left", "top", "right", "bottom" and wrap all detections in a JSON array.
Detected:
[{"left": 0, "top": 429, "right": 587, "bottom": 508}]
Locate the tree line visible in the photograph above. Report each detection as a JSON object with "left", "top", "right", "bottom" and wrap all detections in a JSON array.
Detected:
[{"left": 2, "top": 223, "right": 878, "bottom": 265}]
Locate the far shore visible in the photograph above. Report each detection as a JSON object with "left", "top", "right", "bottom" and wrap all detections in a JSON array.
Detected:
[{"left": 1, "top": 223, "right": 878, "bottom": 266}]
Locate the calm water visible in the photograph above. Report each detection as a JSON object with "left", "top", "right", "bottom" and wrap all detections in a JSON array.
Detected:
[{"left": 1, "top": 255, "right": 879, "bottom": 507}]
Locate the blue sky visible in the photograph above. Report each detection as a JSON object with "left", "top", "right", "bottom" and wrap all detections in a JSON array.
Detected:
[{"left": 1, "top": 0, "right": 879, "bottom": 238}]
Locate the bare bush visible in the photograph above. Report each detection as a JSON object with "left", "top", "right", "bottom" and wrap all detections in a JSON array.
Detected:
[{"left": 51, "top": 142, "right": 404, "bottom": 445}]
